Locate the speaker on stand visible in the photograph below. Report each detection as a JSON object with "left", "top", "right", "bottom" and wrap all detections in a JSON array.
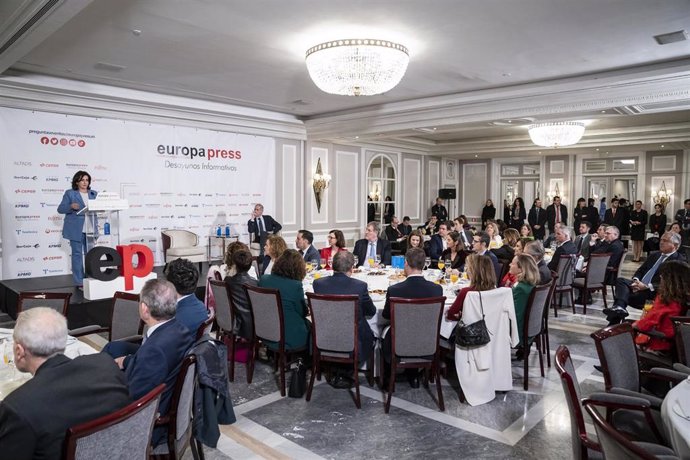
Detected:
[{"left": 439, "top": 188, "right": 457, "bottom": 220}]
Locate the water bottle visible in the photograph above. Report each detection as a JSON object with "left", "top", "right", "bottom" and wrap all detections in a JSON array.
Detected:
[
  {"left": 216, "top": 225, "right": 222, "bottom": 237},
  {"left": 104, "top": 218, "right": 110, "bottom": 236},
  {"left": 225, "top": 224, "right": 230, "bottom": 237}
]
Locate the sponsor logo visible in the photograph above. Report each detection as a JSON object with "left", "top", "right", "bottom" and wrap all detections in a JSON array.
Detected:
[
  {"left": 69, "top": 139, "right": 76, "bottom": 147},
  {"left": 213, "top": 193, "right": 224, "bottom": 197},
  {"left": 157, "top": 144, "right": 241, "bottom": 161},
  {"left": 43, "top": 268, "right": 63, "bottom": 274},
  {"left": 41, "top": 188, "right": 63, "bottom": 194},
  {"left": 129, "top": 227, "right": 141, "bottom": 232},
  {"left": 14, "top": 161, "right": 32, "bottom": 166},
  {"left": 144, "top": 192, "right": 158, "bottom": 197},
  {"left": 189, "top": 193, "right": 201, "bottom": 197},
  {"left": 78, "top": 140, "right": 86, "bottom": 147},
  {"left": 13, "top": 175, "right": 37, "bottom": 180},
  {"left": 43, "top": 256, "right": 63, "bottom": 261},
  {"left": 17, "top": 271, "right": 32, "bottom": 277},
  {"left": 160, "top": 192, "right": 175, "bottom": 196},
  {"left": 15, "top": 203, "right": 29, "bottom": 208},
  {"left": 176, "top": 215, "right": 186, "bottom": 219},
  {"left": 15, "top": 189, "right": 36, "bottom": 194},
  {"left": 143, "top": 226, "right": 158, "bottom": 231},
  {"left": 16, "top": 229, "right": 39, "bottom": 235},
  {"left": 48, "top": 243, "right": 62, "bottom": 248},
  {"left": 94, "top": 165, "right": 108, "bottom": 170},
  {"left": 144, "top": 203, "right": 161, "bottom": 208},
  {"left": 147, "top": 215, "right": 157, "bottom": 220},
  {"left": 40, "top": 163, "right": 59, "bottom": 168},
  {"left": 15, "top": 215, "right": 41, "bottom": 221},
  {"left": 190, "top": 204, "right": 200, "bottom": 208},
  {"left": 45, "top": 229, "right": 61, "bottom": 234},
  {"left": 86, "top": 244, "right": 154, "bottom": 290},
  {"left": 202, "top": 204, "right": 214, "bottom": 208},
  {"left": 16, "top": 256, "right": 35, "bottom": 262},
  {"left": 45, "top": 176, "right": 59, "bottom": 182},
  {"left": 130, "top": 238, "right": 145, "bottom": 243},
  {"left": 162, "top": 204, "right": 172, "bottom": 208},
  {"left": 40, "top": 202, "right": 59, "bottom": 208},
  {"left": 129, "top": 215, "right": 145, "bottom": 220},
  {"left": 130, "top": 204, "right": 143, "bottom": 208},
  {"left": 66, "top": 163, "right": 89, "bottom": 168},
  {"left": 160, "top": 215, "right": 174, "bottom": 219},
  {"left": 16, "top": 243, "right": 40, "bottom": 249},
  {"left": 189, "top": 214, "right": 202, "bottom": 218},
  {"left": 47, "top": 215, "right": 62, "bottom": 222}
]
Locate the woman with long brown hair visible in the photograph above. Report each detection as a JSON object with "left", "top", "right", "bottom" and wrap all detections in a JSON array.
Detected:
[
  {"left": 509, "top": 254, "right": 540, "bottom": 353},
  {"left": 263, "top": 234, "right": 287, "bottom": 275},
  {"left": 446, "top": 254, "right": 497, "bottom": 320},
  {"left": 319, "top": 229, "right": 347, "bottom": 269}
]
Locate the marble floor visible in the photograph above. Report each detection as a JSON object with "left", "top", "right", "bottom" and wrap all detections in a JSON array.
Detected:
[{"left": 195, "top": 255, "right": 644, "bottom": 460}]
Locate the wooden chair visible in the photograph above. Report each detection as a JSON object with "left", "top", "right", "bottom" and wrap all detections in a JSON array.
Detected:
[
  {"left": 572, "top": 253, "right": 610, "bottom": 314},
  {"left": 306, "top": 293, "right": 373, "bottom": 408},
  {"left": 16, "top": 291, "right": 71, "bottom": 316},
  {"left": 520, "top": 282, "right": 552, "bottom": 390},
  {"left": 384, "top": 296, "right": 446, "bottom": 413},
  {"left": 108, "top": 292, "right": 144, "bottom": 343},
  {"left": 150, "top": 355, "right": 203, "bottom": 460},
  {"left": 63, "top": 384, "right": 165, "bottom": 460},
  {"left": 208, "top": 280, "right": 240, "bottom": 381},
  {"left": 551, "top": 255, "right": 575, "bottom": 316},
  {"left": 195, "top": 312, "right": 216, "bottom": 341},
  {"left": 606, "top": 249, "right": 628, "bottom": 297},
  {"left": 244, "top": 285, "right": 308, "bottom": 397},
  {"left": 554, "top": 346, "right": 602, "bottom": 460},
  {"left": 672, "top": 316, "right": 690, "bottom": 366}
]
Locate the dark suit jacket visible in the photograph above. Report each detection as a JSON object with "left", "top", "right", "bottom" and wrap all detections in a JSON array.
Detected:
[
  {"left": 0, "top": 353, "right": 130, "bottom": 460},
  {"left": 385, "top": 224, "right": 404, "bottom": 241},
  {"left": 546, "top": 204, "right": 568, "bottom": 232},
  {"left": 548, "top": 240, "right": 577, "bottom": 272},
  {"left": 353, "top": 238, "right": 392, "bottom": 266},
  {"left": 528, "top": 206, "right": 547, "bottom": 239},
  {"left": 431, "top": 204, "right": 448, "bottom": 221},
  {"left": 176, "top": 294, "right": 208, "bottom": 335},
  {"left": 572, "top": 206, "right": 589, "bottom": 230},
  {"left": 57, "top": 188, "right": 98, "bottom": 241},
  {"left": 302, "top": 245, "right": 321, "bottom": 267},
  {"left": 247, "top": 214, "right": 282, "bottom": 244},
  {"left": 125, "top": 317, "right": 194, "bottom": 445},
  {"left": 225, "top": 271, "right": 258, "bottom": 339},
  {"left": 399, "top": 224, "right": 412, "bottom": 236},
  {"left": 632, "top": 250, "right": 686, "bottom": 290},
  {"left": 382, "top": 275, "right": 443, "bottom": 320},
  {"left": 604, "top": 208, "right": 625, "bottom": 231},
  {"left": 574, "top": 233, "right": 592, "bottom": 258},
  {"left": 591, "top": 239, "right": 624, "bottom": 283},
  {"left": 258, "top": 274, "right": 310, "bottom": 349},
  {"left": 537, "top": 260, "right": 552, "bottom": 285},
  {"left": 509, "top": 206, "right": 526, "bottom": 230},
  {"left": 587, "top": 206, "right": 600, "bottom": 231},
  {"left": 313, "top": 272, "right": 377, "bottom": 361},
  {"left": 428, "top": 234, "right": 445, "bottom": 260}
]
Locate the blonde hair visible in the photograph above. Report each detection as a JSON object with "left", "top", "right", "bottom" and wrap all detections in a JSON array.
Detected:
[
  {"left": 466, "top": 254, "right": 496, "bottom": 291},
  {"left": 486, "top": 222, "right": 499, "bottom": 238},
  {"left": 266, "top": 235, "right": 287, "bottom": 259},
  {"left": 502, "top": 228, "right": 520, "bottom": 248},
  {"left": 515, "top": 254, "right": 540, "bottom": 286}
]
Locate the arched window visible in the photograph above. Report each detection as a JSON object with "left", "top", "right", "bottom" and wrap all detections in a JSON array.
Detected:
[{"left": 366, "top": 155, "right": 396, "bottom": 226}]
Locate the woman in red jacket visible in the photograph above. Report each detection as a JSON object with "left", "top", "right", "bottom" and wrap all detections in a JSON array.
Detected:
[
  {"left": 319, "top": 229, "right": 347, "bottom": 269},
  {"left": 634, "top": 260, "right": 690, "bottom": 353}
]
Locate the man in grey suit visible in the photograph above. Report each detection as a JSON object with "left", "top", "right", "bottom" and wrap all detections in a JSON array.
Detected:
[
  {"left": 313, "top": 252, "right": 377, "bottom": 387},
  {"left": 574, "top": 221, "right": 593, "bottom": 258},
  {"left": 295, "top": 229, "right": 321, "bottom": 268}
]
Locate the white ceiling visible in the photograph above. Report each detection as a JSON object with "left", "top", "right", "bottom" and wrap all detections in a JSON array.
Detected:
[{"left": 2, "top": 0, "right": 690, "bottom": 156}]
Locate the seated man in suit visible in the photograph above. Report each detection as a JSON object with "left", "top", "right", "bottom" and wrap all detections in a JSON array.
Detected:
[
  {"left": 428, "top": 220, "right": 451, "bottom": 261},
  {"left": 313, "top": 251, "right": 376, "bottom": 387},
  {"left": 469, "top": 231, "right": 502, "bottom": 283},
  {"left": 418, "top": 215, "right": 439, "bottom": 235},
  {"left": 353, "top": 221, "right": 392, "bottom": 267},
  {"left": 547, "top": 226, "right": 577, "bottom": 273},
  {"left": 400, "top": 216, "right": 413, "bottom": 237},
  {"left": 524, "top": 240, "right": 552, "bottom": 285},
  {"left": 295, "top": 229, "right": 321, "bottom": 268},
  {"left": 574, "top": 225, "right": 624, "bottom": 304},
  {"left": 115, "top": 279, "right": 195, "bottom": 447},
  {"left": 247, "top": 203, "right": 282, "bottom": 259},
  {"left": 0, "top": 308, "right": 130, "bottom": 459},
  {"left": 382, "top": 248, "right": 443, "bottom": 388},
  {"left": 574, "top": 221, "right": 592, "bottom": 258},
  {"left": 604, "top": 231, "right": 685, "bottom": 324},
  {"left": 385, "top": 216, "right": 408, "bottom": 252}
]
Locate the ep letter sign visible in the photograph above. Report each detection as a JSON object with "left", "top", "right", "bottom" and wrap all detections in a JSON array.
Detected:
[{"left": 85, "top": 244, "right": 154, "bottom": 291}]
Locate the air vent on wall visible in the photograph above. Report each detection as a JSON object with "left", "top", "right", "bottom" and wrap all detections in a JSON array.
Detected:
[
  {"left": 654, "top": 30, "right": 688, "bottom": 45},
  {"left": 0, "top": 0, "right": 63, "bottom": 56},
  {"left": 94, "top": 61, "right": 127, "bottom": 72}
]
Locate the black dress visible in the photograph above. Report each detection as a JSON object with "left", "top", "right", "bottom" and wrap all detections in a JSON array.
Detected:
[
  {"left": 481, "top": 205, "right": 496, "bottom": 229},
  {"left": 629, "top": 209, "right": 648, "bottom": 241},
  {"left": 648, "top": 213, "right": 667, "bottom": 235},
  {"left": 440, "top": 248, "right": 464, "bottom": 270},
  {"left": 572, "top": 206, "right": 589, "bottom": 230}
]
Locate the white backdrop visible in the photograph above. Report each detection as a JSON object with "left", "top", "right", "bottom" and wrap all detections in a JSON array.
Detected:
[{"left": 0, "top": 107, "right": 276, "bottom": 279}]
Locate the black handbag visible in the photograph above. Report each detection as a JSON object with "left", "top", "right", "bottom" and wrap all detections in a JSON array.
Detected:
[
  {"left": 454, "top": 291, "right": 491, "bottom": 348},
  {"left": 287, "top": 358, "right": 307, "bottom": 398}
]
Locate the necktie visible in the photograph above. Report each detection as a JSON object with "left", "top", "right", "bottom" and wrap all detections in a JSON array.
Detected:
[
  {"left": 612, "top": 208, "right": 616, "bottom": 217},
  {"left": 299, "top": 249, "right": 304, "bottom": 256},
  {"left": 640, "top": 254, "right": 667, "bottom": 285},
  {"left": 368, "top": 242, "right": 376, "bottom": 259},
  {"left": 535, "top": 208, "right": 539, "bottom": 222},
  {"left": 258, "top": 217, "right": 265, "bottom": 234},
  {"left": 556, "top": 206, "right": 560, "bottom": 224}
]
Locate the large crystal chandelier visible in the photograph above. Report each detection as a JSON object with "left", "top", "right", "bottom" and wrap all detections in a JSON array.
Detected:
[
  {"left": 305, "top": 39, "right": 409, "bottom": 96},
  {"left": 527, "top": 121, "right": 585, "bottom": 148}
]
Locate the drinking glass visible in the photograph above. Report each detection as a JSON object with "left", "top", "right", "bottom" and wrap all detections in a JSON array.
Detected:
[
  {"left": 305, "top": 262, "right": 314, "bottom": 273},
  {"left": 445, "top": 258, "right": 451, "bottom": 270},
  {"left": 450, "top": 273, "right": 459, "bottom": 284},
  {"left": 424, "top": 257, "right": 431, "bottom": 270},
  {"left": 374, "top": 255, "right": 381, "bottom": 267},
  {"left": 328, "top": 256, "right": 334, "bottom": 269},
  {"left": 320, "top": 258, "right": 327, "bottom": 269},
  {"left": 437, "top": 260, "right": 445, "bottom": 270},
  {"left": 353, "top": 256, "right": 359, "bottom": 267}
]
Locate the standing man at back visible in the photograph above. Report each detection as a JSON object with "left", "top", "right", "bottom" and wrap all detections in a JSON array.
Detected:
[
  {"left": 528, "top": 198, "right": 547, "bottom": 240},
  {"left": 431, "top": 197, "right": 448, "bottom": 222},
  {"left": 0, "top": 308, "right": 130, "bottom": 459},
  {"left": 546, "top": 196, "right": 568, "bottom": 236},
  {"left": 248, "top": 203, "right": 282, "bottom": 259}
]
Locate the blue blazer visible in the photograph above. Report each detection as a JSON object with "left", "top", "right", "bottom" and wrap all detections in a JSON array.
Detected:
[
  {"left": 57, "top": 189, "right": 97, "bottom": 241},
  {"left": 382, "top": 275, "right": 443, "bottom": 320},
  {"left": 428, "top": 234, "right": 444, "bottom": 260},
  {"left": 302, "top": 245, "right": 321, "bottom": 267},
  {"left": 313, "top": 272, "right": 377, "bottom": 358},
  {"left": 175, "top": 294, "right": 208, "bottom": 336}
]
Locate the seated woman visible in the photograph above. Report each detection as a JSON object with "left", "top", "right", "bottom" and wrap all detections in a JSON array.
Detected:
[
  {"left": 440, "top": 231, "right": 464, "bottom": 270},
  {"left": 509, "top": 254, "right": 540, "bottom": 354},
  {"left": 263, "top": 234, "right": 287, "bottom": 275},
  {"left": 319, "top": 229, "right": 347, "bottom": 269},
  {"left": 224, "top": 248, "right": 258, "bottom": 340},
  {"left": 634, "top": 260, "right": 690, "bottom": 354},
  {"left": 258, "top": 249, "right": 310, "bottom": 350},
  {"left": 519, "top": 223, "right": 534, "bottom": 240},
  {"left": 446, "top": 254, "right": 497, "bottom": 320},
  {"left": 220, "top": 241, "right": 258, "bottom": 279},
  {"left": 492, "top": 228, "right": 519, "bottom": 262},
  {"left": 485, "top": 221, "right": 503, "bottom": 249},
  {"left": 405, "top": 229, "right": 426, "bottom": 255}
]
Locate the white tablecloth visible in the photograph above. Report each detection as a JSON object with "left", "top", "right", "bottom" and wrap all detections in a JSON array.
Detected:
[
  {"left": 0, "top": 328, "right": 98, "bottom": 401},
  {"left": 661, "top": 376, "right": 690, "bottom": 458}
]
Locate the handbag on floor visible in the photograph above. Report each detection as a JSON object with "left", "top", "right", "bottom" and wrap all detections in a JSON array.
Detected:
[
  {"left": 454, "top": 291, "right": 491, "bottom": 348},
  {"left": 288, "top": 358, "right": 307, "bottom": 398}
]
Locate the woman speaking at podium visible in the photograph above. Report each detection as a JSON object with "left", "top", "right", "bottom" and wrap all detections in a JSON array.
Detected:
[{"left": 57, "top": 171, "right": 97, "bottom": 287}]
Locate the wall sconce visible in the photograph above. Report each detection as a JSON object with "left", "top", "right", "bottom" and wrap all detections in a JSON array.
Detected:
[
  {"left": 546, "top": 182, "right": 561, "bottom": 204},
  {"left": 652, "top": 180, "right": 673, "bottom": 211},
  {"left": 312, "top": 157, "right": 331, "bottom": 213}
]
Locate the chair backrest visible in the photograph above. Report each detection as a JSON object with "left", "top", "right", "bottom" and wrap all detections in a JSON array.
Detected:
[
  {"left": 214, "top": 271, "right": 223, "bottom": 281},
  {"left": 158, "top": 354, "right": 197, "bottom": 458},
  {"left": 307, "top": 293, "right": 358, "bottom": 354},
  {"left": 209, "top": 280, "right": 234, "bottom": 334},
  {"left": 162, "top": 229, "right": 199, "bottom": 248},
  {"left": 583, "top": 401, "right": 659, "bottom": 460},
  {"left": 109, "top": 291, "right": 143, "bottom": 342},
  {"left": 673, "top": 316, "right": 690, "bottom": 365},
  {"left": 17, "top": 291, "right": 71, "bottom": 316},
  {"left": 244, "top": 285, "right": 283, "bottom": 344},
  {"left": 389, "top": 297, "right": 445, "bottom": 358},
  {"left": 252, "top": 256, "right": 261, "bottom": 277},
  {"left": 555, "top": 255, "right": 575, "bottom": 287},
  {"left": 524, "top": 282, "right": 552, "bottom": 339},
  {"left": 555, "top": 345, "right": 599, "bottom": 459},
  {"left": 196, "top": 312, "right": 215, "bottom": 340},
  {"left": 591, "top": 323, "right": 639, "bottom": 392},
  {"left": 585, "top": 253, "right": 611, "bottom": 284},
  {"left": 608, "top": 249, "right": 628, "bottom": 284},
  {"left": 63, "top": 384, "right": 165, "bottom": 460}
]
